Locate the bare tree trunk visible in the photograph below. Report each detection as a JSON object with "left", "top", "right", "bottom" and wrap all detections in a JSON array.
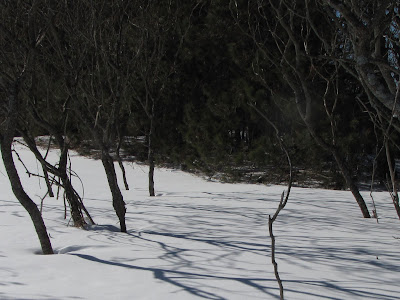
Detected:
[
  {"left": 330, "top": 150, "right": 370, "bottom": 217},
  {"left": 307, "top": 126, "right": 371, "bottom": 218},
  {"left": 385, "top": 139, "right": 400, "bottom": 219},
  {"left": 58, "top": 146, "right": 87, "bottom": 227},
  {"left": 292, "top": 79, "right": 370, "bottom": 217},
  {"left": 73, "top": 101, "right": 126, "bottom": 231},
  {"left": 250, "top": 103, "right": 290, "bottom": 299},
  {"left": 116, "top": 135, "right": 129, "bottom": 191},
  {"left": 1, "top": 85, "right": 53, "bottom": 255},
  {"left": 59, "top": 175, "right": 87, "bottom": 226},
  {"left": 1, "top": 140, "right": 54, "bottom": 254},
  {"left": 20, "top": 132, "right": 89, "bottom": 227},
  {"left": 269, "top": 214, "right": 284, "bottom": 300},
  {"left": 101, "top": 150, "right": 127, "bottom": 232},
  {"left": 42, "top": 165, "right": 54, "bottom": 198},
  {"left": 289, "top": 82, "right": 371, "bottom": 218},
  {"left": 148, "top": 115, "right": 155, "bottom": 197},
  {"left": 148, "top": 148, "right": 155, "bottom": 197},
  {"left": 233, "top": 0, "right": 371, "bottom": 218}
]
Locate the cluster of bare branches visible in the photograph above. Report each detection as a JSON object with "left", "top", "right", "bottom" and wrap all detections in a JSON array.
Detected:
[
  {"left": 0, "top": 0, "right": 200, "bottom": 254},
  {"left": 230, "top": 0, "right": 400, "bottom": 220}
]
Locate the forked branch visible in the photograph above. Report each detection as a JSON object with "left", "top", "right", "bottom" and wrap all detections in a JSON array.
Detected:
[{"left": 249, "top": 102, "right": 292, "bottom": 300}]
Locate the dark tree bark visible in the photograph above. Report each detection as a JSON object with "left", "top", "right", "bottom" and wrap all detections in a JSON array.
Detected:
[
  {"left": 57, "top": 142, "right": 87, "bottom": 227},
  {"left": 233, "top": 0, "right": 371, "bottom": 217},
  {"left": 148, "top": 149, "right": 155, "bottom": 197},
  {"left": 384, "top": 139, "right": 400, "bottom": 219},
  {"left": 130, "top": 1, "right": 194, "bottom": 197},
  {"left": 101, "top": 149, "right": 127, "bottom": 232},
  {"left": 19, "top": 131, "right": 90, "bottom": 227},
  {"left": 41, "top": 164, "right": 54, "bottom": 198},
  {"left": 1, "top": 140, "right": 54, "bottom": 255},
  {"left": 36, "top": 0, "right": 129, "bottom": 231},
  {"left": 116, "top": 133, "right": 129, "bottom": 191},
  {"left": 1, "top": 82, "right": 53, "bottom": 255},
  {"left": 329, "top": 141, "right": 371, "bottom": 217},
  {"left": 293, "top": 77, "right": 370, "bottom": 218},
  {"left": 250, "top": 103, "right": 292, "bottom": 299},
  {"left": 148, "top": 116, "right": 155, "bottom": 197},
  {"left": 323, "top": 0, "right": 400, "bottom": 118}
]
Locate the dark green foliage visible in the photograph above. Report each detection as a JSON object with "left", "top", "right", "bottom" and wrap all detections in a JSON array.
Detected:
[{"left": 2, "top": 0, "right": 398, "bottom": 189}]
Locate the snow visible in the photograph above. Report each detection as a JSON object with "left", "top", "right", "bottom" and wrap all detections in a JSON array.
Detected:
[{"left": 0, "top": 142, "right": 399, "bottom": 299}]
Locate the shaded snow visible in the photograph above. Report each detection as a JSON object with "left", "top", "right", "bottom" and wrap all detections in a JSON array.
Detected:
[{"left": 0, "top": 142, "right": 399, "bottom": 299}]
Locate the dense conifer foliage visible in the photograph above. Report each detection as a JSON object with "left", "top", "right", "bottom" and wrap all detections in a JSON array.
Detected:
[{"left": 1, "top": 0, "right": 400, "bottom": 243}]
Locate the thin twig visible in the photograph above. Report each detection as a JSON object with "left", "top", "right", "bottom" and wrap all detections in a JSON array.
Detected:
[{"left": 249, "top": 102, "right": 292, "bottom": 300}]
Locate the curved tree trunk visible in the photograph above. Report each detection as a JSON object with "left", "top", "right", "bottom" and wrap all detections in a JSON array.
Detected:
[
  {"left": 290, "top": 72, "right": 370, "bottom": 218},
  {"left": 1, "top": 85, "right": 53, "bottom": 254},
  {"left": 385, "top": 139, "right": 400, "bottom": 219},
  {"left": 58, "top": 145, "right": 87, "bottom": 227},
  {"left": 42, "top": 164, "right": 54, "bottom": 198},
  {"left": 59, "top": 175, "right": 87, "bottom": 226},
  {"left": 331, "top": 150, "right": 371, "bottom": 218},
  {"left": 20, "top": 132, "right": 89, "bottom": 227},
  {"left": 1, "top": 140, "right": 54, "bottom": 254},
  {"left": 101, "top": 150, "right": 127, "bottom": 232},
  {"left": 116, "top": 135, "right": 129, "bottom": 191},
  {"left": 304, "top": 122, "right": 371, "bottom": 218},
  {"left": 246, "top": 0, "right": 372, "bottom": 219}
]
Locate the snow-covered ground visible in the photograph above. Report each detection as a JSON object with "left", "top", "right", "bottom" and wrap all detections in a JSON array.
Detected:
[{"left": 0, "top": 142, "right": 399, "bottom": 299}]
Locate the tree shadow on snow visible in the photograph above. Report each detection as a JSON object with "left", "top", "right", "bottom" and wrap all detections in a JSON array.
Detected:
[
  {"left": 72, "top": 252, "right": 398, "bottom": 300},
  {"left": 66, "top": 189, "right": 399, "bottom": 299}
]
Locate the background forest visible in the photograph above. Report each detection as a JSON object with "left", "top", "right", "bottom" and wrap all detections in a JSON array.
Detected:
[{"left": 1, "top": 0, "right": 400, "bottom": 253}]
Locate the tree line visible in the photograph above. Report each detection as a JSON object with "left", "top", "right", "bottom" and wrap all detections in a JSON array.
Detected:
[{"left": 1, "top": 0, "right": 399, "bottom": 255}]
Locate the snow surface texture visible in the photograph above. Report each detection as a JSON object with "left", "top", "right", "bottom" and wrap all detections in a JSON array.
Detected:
[{"left": 0, "top": 142, "right": 399, "bottom": 300}]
